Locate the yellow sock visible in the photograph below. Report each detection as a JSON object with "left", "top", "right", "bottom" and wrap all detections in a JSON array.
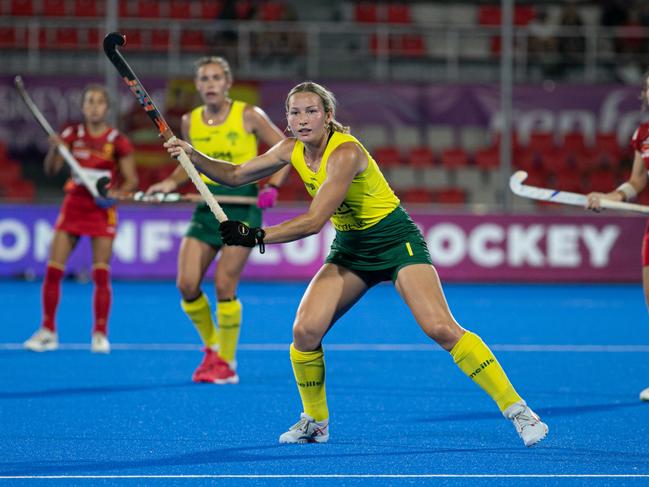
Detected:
[
  {"left": 290, "top": 343, "right": 329, "bottom": 422},
  {"left": 216, "top": 298, "right": 242, "bottom": 363},
  {"left": 181, "top": 293, "right": 218, "bottom": 349},
  {"left": 450, "top": 331, "right": 522, "bottom": 412}
]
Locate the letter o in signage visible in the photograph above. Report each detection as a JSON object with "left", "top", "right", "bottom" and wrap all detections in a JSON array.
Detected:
[
  {"left": 0, "top": 219, "right": 29, "bottom": 261},
  {"left": 426, "top": 224, "right": 466, "bottom": 266}
]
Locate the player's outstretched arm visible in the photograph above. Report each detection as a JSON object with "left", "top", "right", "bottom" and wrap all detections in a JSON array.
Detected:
[{"left": 164, "top": 137, "right": 292, "bottom": 188}]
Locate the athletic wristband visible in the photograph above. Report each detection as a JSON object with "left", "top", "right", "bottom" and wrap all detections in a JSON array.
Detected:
[
  {"left": 616, "top": 182, "right": 637, "bottom": 201},
  {"left": 254, "top": 227, "right": 266, "bottom": 254}
]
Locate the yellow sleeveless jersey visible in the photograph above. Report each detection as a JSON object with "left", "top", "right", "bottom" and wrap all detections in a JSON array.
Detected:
[
  {"left": 189, "top": 100, "right": 258, "bottom": 196},
  {"left": 291, "top": 131, "right": 400, "bottom": 231}
]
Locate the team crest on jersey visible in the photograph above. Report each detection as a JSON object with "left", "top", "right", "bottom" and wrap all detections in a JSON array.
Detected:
[
  {"left": 226, "top": 131, "right": 239, "bottom": 145},
  {"left": 102, "top": 143, "right": 114, "bottom": 159}
]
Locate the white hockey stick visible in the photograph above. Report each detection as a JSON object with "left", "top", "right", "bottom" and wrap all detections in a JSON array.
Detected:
[
  {"left": 15, "top": 75, "right": 104, "bottom": 198},
  {"left": 509, "top": 170, "right": 649, "bottom": 214}
]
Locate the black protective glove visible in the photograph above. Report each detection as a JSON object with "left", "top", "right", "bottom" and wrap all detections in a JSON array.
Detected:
[{"left": 219, "top": 220, "right": 266, "bottom": 254}]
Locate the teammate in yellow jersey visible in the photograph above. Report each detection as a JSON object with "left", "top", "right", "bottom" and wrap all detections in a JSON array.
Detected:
[
  {"left": 147, "top": 57, "right": 289, "bottom": 384},
  {"left": 164, "top": 81, "right": 548, "bottom": 447}
]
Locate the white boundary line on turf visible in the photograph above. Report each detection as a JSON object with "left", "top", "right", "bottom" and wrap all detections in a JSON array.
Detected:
[
  {"left": 1, "top": 474, "right": 649, "bottom": 479},
  {"left": 2, "top": 343, "right": 649, "bottom": 352}
]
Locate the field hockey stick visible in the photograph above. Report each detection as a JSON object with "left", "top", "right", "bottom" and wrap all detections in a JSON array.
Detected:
[
  {"left": 102, "top": 32, "right": 228, "bottom": 222},
  {"left": 113, "top": 191, "right": 258, "bottom": 205},
  {"left": 14, "top": 75, "right": 107, "bottom": 198},
  {"left": 509, "top": 170, "right": 649, "bottom": 214}
]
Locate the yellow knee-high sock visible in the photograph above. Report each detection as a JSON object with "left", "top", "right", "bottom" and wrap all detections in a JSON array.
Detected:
[
  {"left": 450, "top": 331, "right": 522, "bottom": 412},
  {"left": 181, "top": 293, "right": 218, "bottom": 349},
  {"left": 290, "top": 343, "right": 329, "bottom": 422},
  {"left": 216, "top": 298, "right": 242, "bottom": 363}
]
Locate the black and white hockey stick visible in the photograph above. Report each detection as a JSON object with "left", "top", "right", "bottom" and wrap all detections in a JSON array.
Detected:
[
  {"left": 14, "top": 75, "right": 108, "bottom": 198},
  {"left": 509, "top": 170, "right": 649, "bottom": 214},
  {"left": 102, "top": 32, "right": 228, "bottom": 222}
]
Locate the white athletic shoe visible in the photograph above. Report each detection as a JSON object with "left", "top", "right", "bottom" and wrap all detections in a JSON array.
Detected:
[
  {"left": 503, "top": 401, "right": 548, "bottom": 447},
  {"left": 640, "top": 388, "right": 649, "bottom": 402},
  {"left": 91, "top": 332, "right": 110, "bottom": 354},
  {"left": 23, "top": 328, "right": 58, "bottom": 352},
  {"left": 279, "top": 413, "right": 329, "bottom": 444}
]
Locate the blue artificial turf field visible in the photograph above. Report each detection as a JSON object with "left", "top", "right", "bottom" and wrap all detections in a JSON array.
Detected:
[{"left": 0, "top": 280, "right": 648, "bottom": 486}]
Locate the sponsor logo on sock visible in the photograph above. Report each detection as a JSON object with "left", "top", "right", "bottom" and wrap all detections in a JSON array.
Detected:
[{"left": 469, "top": 358, "right": 495, "bottom": 378}]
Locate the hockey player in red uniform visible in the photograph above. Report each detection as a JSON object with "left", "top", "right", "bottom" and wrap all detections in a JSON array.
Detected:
[{"left": 23, "top": 84, "right": 138, "bottom": 354}]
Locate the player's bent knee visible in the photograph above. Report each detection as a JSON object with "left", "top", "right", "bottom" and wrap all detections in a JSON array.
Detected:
[
  {"left": 422, "top": 319, "right": 461, "bottom": 344},
  {"left": 176, "top": 277, "right": 201, "bottom": 301},
  {"left": 292, "top": 321, "right": 323, "bottom": 350}
]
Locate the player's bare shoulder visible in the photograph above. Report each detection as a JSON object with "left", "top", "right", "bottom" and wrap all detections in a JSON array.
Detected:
[{"left": 330, "top": 140, "right": 368, "bottom": 174}]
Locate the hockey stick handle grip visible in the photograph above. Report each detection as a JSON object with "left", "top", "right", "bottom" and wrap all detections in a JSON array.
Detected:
[{"left": 598, "top": 198, "right": 649, "bottom": 214}]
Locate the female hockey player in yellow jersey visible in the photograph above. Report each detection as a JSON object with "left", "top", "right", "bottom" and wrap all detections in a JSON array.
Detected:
[
  {"left": 147, "top": 57, "right": 289, "bottom": 384},
  {"left": 164, "top": 81, "right": 548, "bottom": 447}
]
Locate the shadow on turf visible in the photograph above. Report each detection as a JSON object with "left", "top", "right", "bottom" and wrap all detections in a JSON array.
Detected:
[
  {"left": 0, "top": 443, "right": 510, "bottom": 476},
  {"left": 409, "top": 400, "right": 646, "bottom": 423}
]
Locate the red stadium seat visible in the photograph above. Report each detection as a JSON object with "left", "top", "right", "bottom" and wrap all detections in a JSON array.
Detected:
[
  {"left": 403, "top": 187, "right": 435, "bottom": 204},
  {"left": 440, "top": 148, "right": 469, "bottom": 169},
  {"left": 235, "top": 0, "right": 254, "bottom": 19},
  {"left": 386, "top": 3, "right": 411, "bottom": 24},
  {"left": 151, "top": 29, "right": 170, "bottom": 51},
  {"left": 201, "top": 0, "right": 223, "bottom": 19},
  {"left": 588, "top": 170, "right": 617, "bottom": 192},
  {"left": 373, "top": 146, "right": 402, "bottom": 168},
  {"left": 42, "top": 0, "right": 66, "bottom": 16},
  {"left": 436, "top": 187, "right": 467, "bottom": 204},
  {"left": 49, "top": 28, "right": 79, "bottom": 49},
  {"left": 528, "top": 132, "right": 556, "bottom": 153},
  {"left": 84, "top": 28, "right": 100, "bottom": 49},
  {"left": 0, "top": 163, "right": 22, "bottom": 186},
  {"left": 136, "top": 0, "right": 161, "bottom": 18},
  {"left": 3, "top": 180, "right": 35, "bottom": 202},
  {"left": 407, "top": 147, "right": 435, "bottom": 168},
  {"left": 118, "top": 0, "right": 131, "bottom": 16},
  {"left": 355, "top": 2, "right": 379, "bottom": 23},
  {"left": 75, "top": 0, "right": 104, "bottom": 17},
  {"left": 10, "top": 0, "right": 33, "bottom": 16},
  {"left": 515, "top": 149, "right": 540, "bottom": 172},
  {"left": 514, "top": 5, "right": 535, "bottom": 26},
  {"left": 169, "top": 0, "right": 192, "bottom": 19},
  {"left": 0, "top": 27, "right": 23, "bottom": 48},
  {"left": 561, "top": 132, "right": 587, "bottom": 156},
  {"left": 474, "top": 147, "right": 500, "bottom": 170},
  {"left": 478, "top": 5, "right": 500, "bottom": 25},
  {"left": 540, "top": 148, "right": 570, "bottom": 174},
  {"left": 395, "top": 34, "right": 426, "bottom": 57},
  {"left": 181, "top": 30, "right": 206, "bottom": 51},
  {"left": 594, "top": 132, "right": 622, "bottom": 163},
  {"left": 259, "top": 1, "right": 284, "bottom": 21},
  {"left": 553, "top": 169, "right": 583, "bottom": 193},
  {"left": 121, "top": 30, "right": 143, "bottom": 49}
]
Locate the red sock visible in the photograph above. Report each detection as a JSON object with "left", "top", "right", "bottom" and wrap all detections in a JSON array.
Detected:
[
  {"left": 92, "top": 266, "right": 111, "bottom": 335},
  {"left": 42, "top": 264, "right": 64, "bottom": 332}
]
